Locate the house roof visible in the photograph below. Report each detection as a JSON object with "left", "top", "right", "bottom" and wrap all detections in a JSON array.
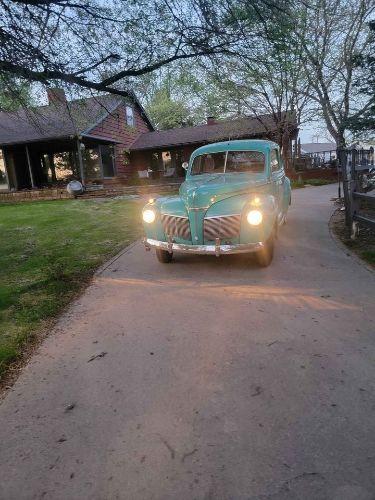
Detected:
[
  {"left": 0, "top": 93, "right": 154, "bottom": 147},
  {"left": 300, "top": 142, "right": 336, "bottom": 154},
  {"left": 130, "top": 113, "right": 297, "bottom": 151}
]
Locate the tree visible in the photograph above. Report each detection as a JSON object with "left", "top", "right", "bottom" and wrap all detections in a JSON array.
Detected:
[
  {"left": 197, "top": 32, "right": 310, "bottom": 169},
  {"left": 146, "top": 86, "right": 193, "bottom": 130},
  {"left": 294, "top": 0, "right": 374, "bottom": 148},
  {"left": 0, "top": 74, "right": 33, "bottom": 111},
  {"left": 346, "top": 20, "right": 375, "bottom": 140},
  {"left": 155, "top": 13, "right": 309, "bottom": 169},
  {"left": 0, "top": 0, "right": 281, "bottom": 101}
]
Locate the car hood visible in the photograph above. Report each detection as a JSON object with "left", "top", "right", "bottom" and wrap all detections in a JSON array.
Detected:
[{"left": 180, "top": 173, "right": 269, "bottom": 208}]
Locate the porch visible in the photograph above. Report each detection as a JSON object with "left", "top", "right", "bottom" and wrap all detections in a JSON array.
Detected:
[
  {"left": 0, "top": 136, "right": 119, "bottom": 191},
  {"left": 130, "top": 145, "right": 195, "bottom": 180}
]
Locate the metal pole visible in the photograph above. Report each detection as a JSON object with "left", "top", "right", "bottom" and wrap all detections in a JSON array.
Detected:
[
  {"left": 25, "top": 145, "right": 36, "bottom": 189},
  {"left": 76, "top": 138, "right": 85, "bottom": 185}
]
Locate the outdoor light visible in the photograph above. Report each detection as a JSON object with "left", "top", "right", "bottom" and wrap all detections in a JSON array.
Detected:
[
  {"left": 247, "top": 209, "right": 263, "bottom": 226},
  {"left": 143, "top": 209, "right": 156, "bottom": 223},
  {"left": 148, "top": 198, "right": 155, "bottom": 204}
]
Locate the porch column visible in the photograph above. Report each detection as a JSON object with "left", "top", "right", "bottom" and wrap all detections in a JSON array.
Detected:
[
  {"left": 48, "top": 153, "right": 57, "bottom": 182},
  {"left": 1, "top": 148, "right": 12, "bottom": 190},
  {"left": 76, "top": 138, "right": 85, "bottom": 185},
  {"left": 25, "top": 145, "right": 36, "bottom": 189}
]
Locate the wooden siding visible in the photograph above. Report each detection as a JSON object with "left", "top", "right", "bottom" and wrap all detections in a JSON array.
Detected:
[{"left": 89, "top": 104, "right": 152, "bottom": 178}]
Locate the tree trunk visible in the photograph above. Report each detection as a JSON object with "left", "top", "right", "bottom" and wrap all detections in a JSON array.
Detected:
[{"left": 282, "top": 128, "right": 294, "bottom": 173}]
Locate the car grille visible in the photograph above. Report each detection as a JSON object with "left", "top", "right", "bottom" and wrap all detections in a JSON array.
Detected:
[
  {"left": 204, "top": 214, "right": 241, "bottom": 241},
  {"left": 161, "top": 214, "right": 191, "bottom": 240}
]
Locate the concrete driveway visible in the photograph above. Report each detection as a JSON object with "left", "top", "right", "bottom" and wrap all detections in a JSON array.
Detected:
[{"left": 0, "top": 184, "right": 374, "bottom": 500}]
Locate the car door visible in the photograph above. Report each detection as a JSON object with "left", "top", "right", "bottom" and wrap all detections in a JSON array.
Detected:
[{"left": 270, "top": 149, "right": 285, "bottom": 224}]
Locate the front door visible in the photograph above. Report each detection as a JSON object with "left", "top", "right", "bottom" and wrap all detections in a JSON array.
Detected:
[{"left": 100, "top": 145, "right": 116, "bottom": 178}]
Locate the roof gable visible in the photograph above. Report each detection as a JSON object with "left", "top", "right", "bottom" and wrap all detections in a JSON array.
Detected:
[{"left": 0, "top": 93, "right": 153, "bottom": 146}]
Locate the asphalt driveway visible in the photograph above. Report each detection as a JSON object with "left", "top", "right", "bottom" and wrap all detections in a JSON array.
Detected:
[{"left": 0, "top": 184, "right": 374, "bottom": 500}]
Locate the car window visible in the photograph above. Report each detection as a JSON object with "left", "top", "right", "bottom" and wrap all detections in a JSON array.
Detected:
[
  {"left": 271, "top": 149, "right": 280, "bottom": 173},
  {"left": 191, "top": 151, "right": 265, "bottom": 175},
  {"left": 191, "top": 152, "right": 226, "bottom": 175},
  {"left": 226, "top": 151, "right": 264, "bottom": 173}
]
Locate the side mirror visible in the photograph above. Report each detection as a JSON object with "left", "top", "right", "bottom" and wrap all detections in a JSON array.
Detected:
[{"left": 182, "top": 162, "right": 189, "bottom": 171}]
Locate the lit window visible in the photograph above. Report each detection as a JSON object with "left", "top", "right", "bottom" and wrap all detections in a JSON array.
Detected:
[{"left": 126, "top": 106, "right": 134, "bottom": 127}]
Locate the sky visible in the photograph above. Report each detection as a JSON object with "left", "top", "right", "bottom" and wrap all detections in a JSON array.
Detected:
[{"left": 299, "top": 123, "right": 334, "bottom": 144}]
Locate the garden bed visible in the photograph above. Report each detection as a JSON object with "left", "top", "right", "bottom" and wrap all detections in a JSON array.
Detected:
[{"left": 330, "top": 203, "right": 375, "bottom": 268}]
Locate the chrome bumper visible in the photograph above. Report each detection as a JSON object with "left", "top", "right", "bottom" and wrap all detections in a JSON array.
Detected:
[{"left": 143, "top": 237, "right": 263, "bottom": 256}]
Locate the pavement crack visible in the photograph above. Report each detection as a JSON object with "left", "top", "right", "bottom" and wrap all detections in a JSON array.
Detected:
[
  {"left": 158, "top": 435, "right": 175, "bottom": 459},
  {"left": 181, "top": 448, "right": 198, "bottom": 463},
  {"left": 251, "top": 386, "right": 263, "bottom": 397},
  {"left": 87, "top": 351, "right": 107, "bottom": 363}
]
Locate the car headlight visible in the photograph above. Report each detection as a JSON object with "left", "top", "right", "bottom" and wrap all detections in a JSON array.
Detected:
[
  {"left": 247, "top": 209, "right": 263, "bottom": 226},
  {"left": 143, "top": 209, "right": 156, "bottom": 224}
]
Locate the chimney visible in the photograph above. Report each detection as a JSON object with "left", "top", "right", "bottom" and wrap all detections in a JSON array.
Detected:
[
  {"left": 206, "top": 116, "right": 217, "bottom": 126},
  {"left": 47, "top": 88, "right": 67, "bottom": 106}
]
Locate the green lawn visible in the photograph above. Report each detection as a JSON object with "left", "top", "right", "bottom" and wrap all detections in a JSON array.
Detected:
[
  {"left": 0, "top": 198, "right": 142, "bottom": 378},
  {"left": 291, "top": 178, "right": 337, "bottom": 189}
]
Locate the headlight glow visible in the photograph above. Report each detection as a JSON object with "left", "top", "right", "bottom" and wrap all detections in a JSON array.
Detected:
[
  {"left": 247, "top": 209, "right": 263, "bottom": 226},
  {"left": 143, "top": 209, "right": 156, "bottom": 223}
]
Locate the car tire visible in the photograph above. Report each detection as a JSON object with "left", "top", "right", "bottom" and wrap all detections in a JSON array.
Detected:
[
  {"left": 156, "top": 248, "right": 173, "bottom": 263},
  {"left": 255, "top": 232, "right": 274, "bottom": 267}
]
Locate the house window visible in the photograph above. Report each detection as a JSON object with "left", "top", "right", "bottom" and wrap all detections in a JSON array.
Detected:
[
  {"left": 100, "top": 145, "right": 116, "bottom": 178},
  {"left": 83, "top": 148, "right": 101, "bottom": 179},
  {"left": 126, "top": 106, "right": 134, "bottom": 127}
]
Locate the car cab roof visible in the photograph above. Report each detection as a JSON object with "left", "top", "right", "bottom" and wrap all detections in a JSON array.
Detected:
[{"left": 191, "top": 139, "right": 279, "bottom": 159}]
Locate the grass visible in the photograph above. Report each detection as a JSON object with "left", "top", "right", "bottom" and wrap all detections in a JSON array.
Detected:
[
  {"left": 291, "top": 178, "right": 336, "bottom": 189},
  {"left": 0, "top": 198, "right": 142, "bottom": 379},
  {"left": 361, "top": 250, "right": 375, "bottom": 266}
]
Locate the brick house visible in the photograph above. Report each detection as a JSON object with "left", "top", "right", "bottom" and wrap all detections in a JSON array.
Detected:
[
  {"left": 0, "top": 89, "right": 298, "bottom": 191},
  {"left": 130, "top": 114, "right": 298, "bottom": 179},
  {"left": 0, "top": 89, "right": 153, "bottom": 191}
]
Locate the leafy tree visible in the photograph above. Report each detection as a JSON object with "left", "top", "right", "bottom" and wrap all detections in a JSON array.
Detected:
[
  {"left": 293, "top": 0, "right": 374, "bottom": 148},
  {"left": 151, "top": 12, "right": 309, "bottom": 168},
  {"left": 346, "top": 20, "right": 375, "bottom": 140},
  {"left": 196, "top": 32, "right": 310, "bottom": 169},
  {"left": 0, "top": 75, "right": 33, "bottom": 111},
  {"left": 0, "top": 0, "right": 281, "bottom": 100},
  {"left": 146, "top": 87, "right": 193, "bottom": 130}
]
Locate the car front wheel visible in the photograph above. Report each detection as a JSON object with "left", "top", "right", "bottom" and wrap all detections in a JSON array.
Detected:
[
  {"left": 156, "top": 248, "right": 173, "bottom": 263},
  {"left": 255, "top": 232, "right": 274, "bottom": 267}
]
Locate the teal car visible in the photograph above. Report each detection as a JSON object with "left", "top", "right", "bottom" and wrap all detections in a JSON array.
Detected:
[{"left": 142, "top": 139, "right": 291, "bottom": 267}]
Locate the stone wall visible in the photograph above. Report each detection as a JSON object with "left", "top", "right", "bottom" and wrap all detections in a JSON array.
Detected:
[{"left": 0, "top": 188, "right": 73, "bottom": 203}]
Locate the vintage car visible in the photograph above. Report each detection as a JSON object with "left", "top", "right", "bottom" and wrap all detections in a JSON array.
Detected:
[{"left": 142, "top": 139, "right": 291, "bottom": 267}]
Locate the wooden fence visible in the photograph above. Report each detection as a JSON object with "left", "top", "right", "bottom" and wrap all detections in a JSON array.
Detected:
[{"left": 340, "top": 147, "right": 375, "bottom": 237}]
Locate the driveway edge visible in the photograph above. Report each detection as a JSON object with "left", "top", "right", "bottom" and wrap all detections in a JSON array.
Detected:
[
  {"left": 96, "top": 240, "right": 140, "bottom": 275},
  {"left": 328, "top": 208, "right": 374, "bottom": 275}
]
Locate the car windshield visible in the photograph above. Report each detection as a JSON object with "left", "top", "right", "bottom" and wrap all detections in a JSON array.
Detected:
[{"left": 191, "top": 151, "right": 265, "bottom": 175}]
